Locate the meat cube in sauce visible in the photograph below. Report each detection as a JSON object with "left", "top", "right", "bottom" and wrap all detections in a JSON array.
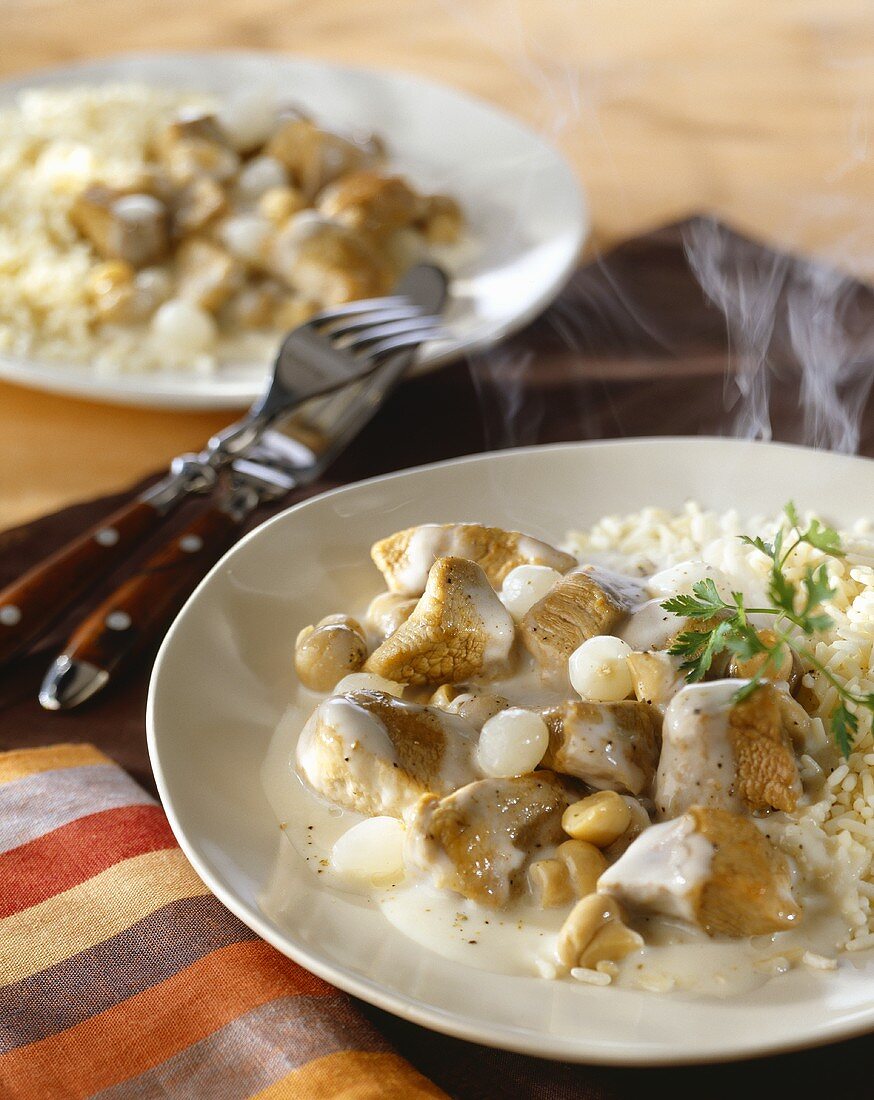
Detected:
[
  {"left": 598, "top": 805, "right": 801, "bottom": 937},
  {"left": 296, "top": 689, "right": 478, "bottom": 818},
  {"left": 70, "top": 186, "right": 169, "bottom": 268},
  {"left": 405, "top": 771, "right": 579, "bottom": 908},
  {"left": 364, "top": 556, "right": 515, "bottom": 686},
  {"left": 654, "top": 680, "right": 803, "bottom": 819},
  {"left": 539, "top": 700, "right": 662, "bottom": 796},
  {"left": 520, "top": 567, "right": 645, "bottom": 686},
  {"left": 370, "top": 523, "right": 575, "bottom": 597}
]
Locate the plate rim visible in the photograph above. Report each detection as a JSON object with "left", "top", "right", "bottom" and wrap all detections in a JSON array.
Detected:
[
  {"left": 0, "top": 49, "right": 587, "bottom": 411},
  {"left": 147, "top": 437, "right": 874, "bottom": 1065}
]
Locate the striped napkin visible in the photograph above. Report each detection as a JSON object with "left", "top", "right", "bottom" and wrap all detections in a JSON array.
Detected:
[{"left": 0, "top": 744, "right": 446, "bottom": 1099}]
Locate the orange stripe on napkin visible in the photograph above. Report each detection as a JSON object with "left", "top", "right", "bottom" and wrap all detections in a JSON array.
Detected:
[
  {"left": 0, "top": 803, "right": 175, "bottom": 916},
  {"left": 250, "top": 1050, "right": 449, "bottom": 1099},
  {"left": 0, "top": 848, "right": 208, "bottom": 984},
  {"left": 0, "top": 940, "right": 331, "bottom": 1099},
  {"left": 0, "top": 743, "right": 110, "bottom": 785}
]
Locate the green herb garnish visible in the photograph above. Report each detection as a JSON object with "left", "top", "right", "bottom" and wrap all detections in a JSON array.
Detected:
[{"left": 662, "top": 502, "right": 874, "bottom": 757}]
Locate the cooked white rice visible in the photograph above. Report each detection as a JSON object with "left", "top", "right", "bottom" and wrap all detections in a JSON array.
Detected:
[{"left": 565, "top": 502, "right": 874, "bottom": 948}]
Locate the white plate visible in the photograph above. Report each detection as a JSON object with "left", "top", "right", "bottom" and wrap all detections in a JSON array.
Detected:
[
  {"left": 147, "top": 438, "right": 874, "bottom": 1064},
  {"left": 0, "top": 51, "right": 586, "bottom": 410}
]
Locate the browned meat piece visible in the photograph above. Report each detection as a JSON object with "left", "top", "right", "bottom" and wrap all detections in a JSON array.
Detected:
[
  {"left": 539, "top": 699, "right": 662, "bottom": 796},
  {"left": 319, "top": 171, "right": 424, "bottom": 236},
  {"left": 71, "top": 186, "right": 169, "bottom": 268},
  {"left": 371, "top": 523, "right": 576, "bottom": 597},
  {"left": 172, "top": 177, "right": 227, "bottom": 234},
  {"left": 295, "top": 689, "right": 478, "bottom": 818},
  {"left": 599, "top": 806, "right": 801, "bottom": 937},
  {"left": 654, "top": 680, "right": 802, "bottom": 819},
  {"left": 86, "top": 261, "right": 142, "bottom": 324},
  {"left": 258, "top": 186, "right": 306, "bottom": 224},
  {"left": 153, "top": 110, "right": 239, "bottom": 183},
  {"left": 269, "top": 217, "right": 392, "bottom": 305},
  {"left": 405, "top": 771, "right": 579, "bottom": 907},
  {"left": 520, "top": 567, "right": 645, "bottom": 685},
  {"left": 365, "top": 557, "right": 515, "bottom": 686},
  {"left": 266, "top": 119, "right": 370, "bottom": 200},
  {"left": 87, "top": 263, "right": 169, "bottom": 325},
  {"left": 175, "top": 238, "right": 243, "bottom": 313}
]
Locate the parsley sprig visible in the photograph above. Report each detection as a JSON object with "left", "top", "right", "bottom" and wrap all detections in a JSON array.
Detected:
[{"left": 661, "top": 503, "right": 874, "bottom": 757}]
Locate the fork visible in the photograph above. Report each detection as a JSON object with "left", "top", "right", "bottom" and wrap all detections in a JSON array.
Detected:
[
  {"left": 0, "top": 265, "right": 446, "bottom": 669},
  {"left": 39, "top": 262, "right": 448, "bottom": 708}
]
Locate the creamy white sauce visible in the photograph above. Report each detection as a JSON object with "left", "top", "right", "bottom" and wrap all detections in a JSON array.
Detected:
[
  {"left": 319, "top": 694, "right": 398, "bottom": 759},
  {"left": 261, "top": 545, "right": 857, "bottom": 996},
  {"left": 380, "top": 883, "right": 565, "bottom": 976},
  {"left": 599, "top": 816, "right": 714, "bottom": 923},
  {"left": 391, "top": 525, "right": 452, "bottom": 595},
  {"left": 655, "top": 680, "right": 742, "bottom": 818},
  {"left": 646, "top": 560, "right": 730, "bottom": 599},
  {"left": 619, "top": 598, "right": 686, "bottom": 651},
  {"left": 581, "top": 565, "right": 649, "bottom": 612},
  {"left": 469, "top": 578, "right": 516, "bottom": 666}
]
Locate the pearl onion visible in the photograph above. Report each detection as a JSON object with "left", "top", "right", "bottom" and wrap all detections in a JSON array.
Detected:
[
  {"left": 569, "top": 636, "right": 633, "bottom": 702},
  {"left": 217, "top": 88, "right": 278, "bottom": 152},
  {"left": 331, "top": 816, "right": 405, "bottom": 881},
  {"left": 500, "top": 565, "right": 562, "bottom": 620},
  {"left": 333, "top": 672, "right": 404, "bottom": 698},
  {"left": 477, "top": 708, "right": 549, "bottom": 777},
  {"left": 150, "top": 299, "right": 216, "bottom": 352},
  {"left": 236, "top": 155, "right": 288, "bottom": 203},
  {"left": 218, "top": 214, "right": 272, "bottom": 264}
]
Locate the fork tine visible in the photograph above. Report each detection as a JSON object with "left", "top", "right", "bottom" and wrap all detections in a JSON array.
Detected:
[
  {"left": 310, "top": 295, "right": 411, "bottom": 324},
  {"left": 334, "top": 315, "right": 444, "bottom": 348},
  {"left": 354, "top": 327, "right": 446, "bottom": 362},
  {"left": 343, "top": 317, "right": 444, "bottom": 352},
  {"left": 323, "top": 305, "right": 427, "bottom": 338}
]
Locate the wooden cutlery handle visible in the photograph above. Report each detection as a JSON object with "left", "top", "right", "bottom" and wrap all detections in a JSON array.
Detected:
[
  {"left": 43, "top": 505, "right": 238, "bottom": 708},
  {"left": 0, "top": 495, "right": 164, "bottom": 667}
]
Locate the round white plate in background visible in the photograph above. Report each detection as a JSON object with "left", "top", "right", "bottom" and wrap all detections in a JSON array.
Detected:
[
  {"left": 0, "top": 52, "right": 587, "bottom": 409},
  {"left": 148, "top": 438, "right": 874, "bottom": 1065}
]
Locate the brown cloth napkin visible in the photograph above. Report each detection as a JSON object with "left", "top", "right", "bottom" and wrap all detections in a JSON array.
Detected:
[{"left": 1, "top": 217, "right": 874, "bottom": 1096}]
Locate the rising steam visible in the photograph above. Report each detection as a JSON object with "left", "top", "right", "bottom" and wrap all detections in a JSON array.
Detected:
[
  {"left": 684, "top": 218, "right": 874, "bottom": 453},
  {"left": 437, "top": 0, "right": 872, "bottom": 455}
]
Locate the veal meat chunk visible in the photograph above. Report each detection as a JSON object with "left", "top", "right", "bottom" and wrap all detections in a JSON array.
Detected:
[
  {"left": 405, "top": 771, "right": 579, "bottom": 908},
  {"left": 296, "top": 689, "right": 478, "bottom": 818}
]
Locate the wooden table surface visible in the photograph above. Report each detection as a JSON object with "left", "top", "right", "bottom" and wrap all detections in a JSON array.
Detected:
[{"left": 4, "top": 0, "right": 874, "bottom": 528}]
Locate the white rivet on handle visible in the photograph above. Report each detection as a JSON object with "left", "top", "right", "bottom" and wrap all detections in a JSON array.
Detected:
[
  {"left": 105, "top": 611, "right": 132, "bottom": 631},
  {"left": 94, "top": 527, "right": 119, "bottom": 547},
  {"left": 0, "top": 605, "right": 21, "bottom": 626},
  {"left": 179, "top": 535, "right": 203, "bottom": 553}
]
